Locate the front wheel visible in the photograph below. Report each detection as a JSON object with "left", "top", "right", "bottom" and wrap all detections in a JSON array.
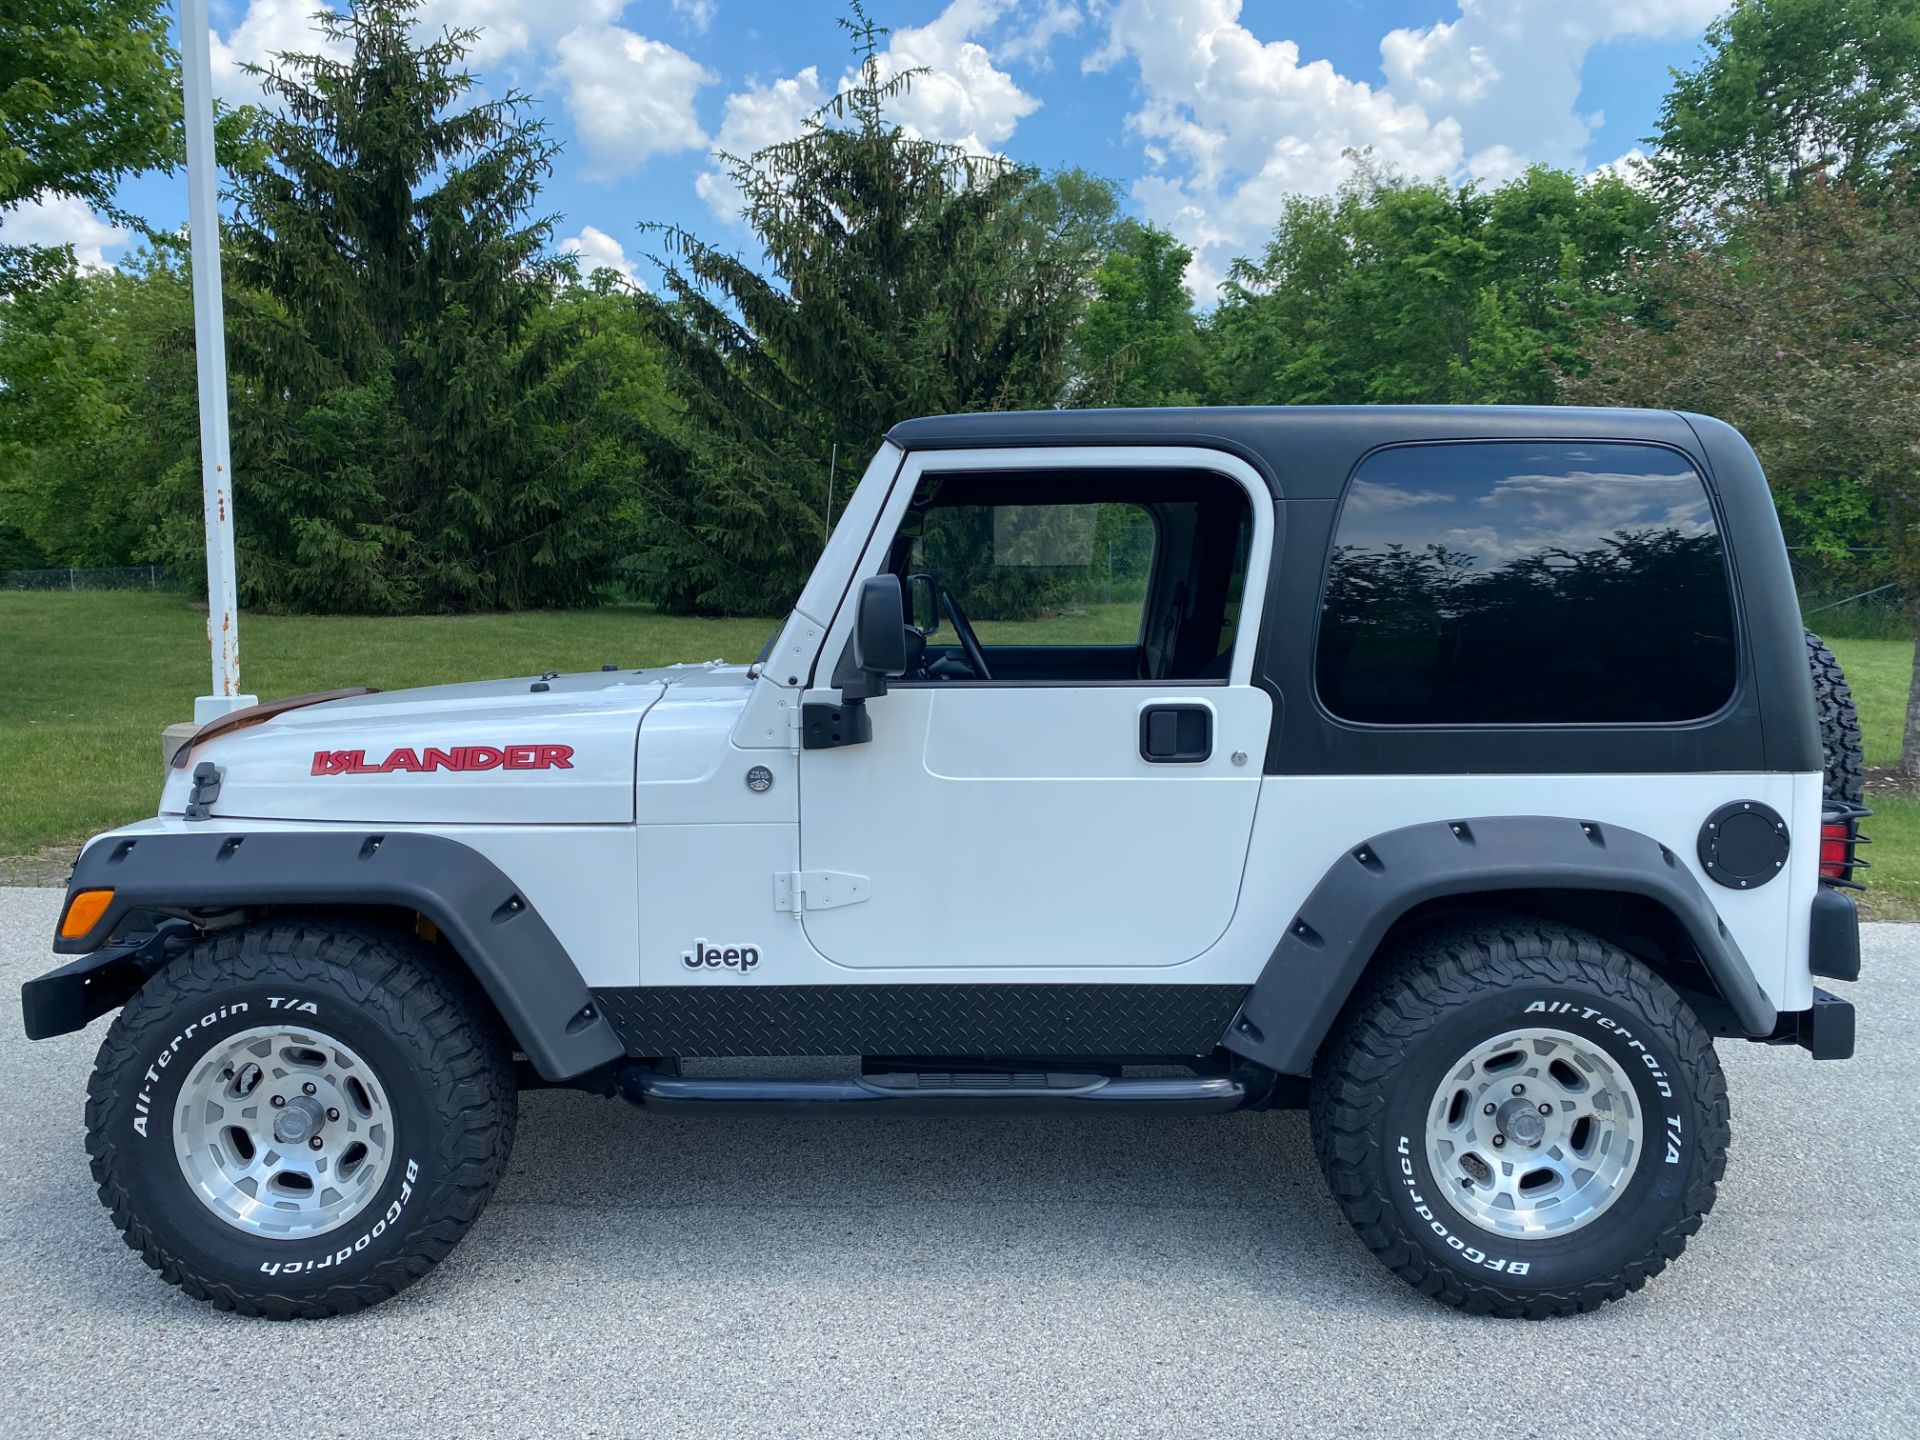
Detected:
[
  {"left": 1310, "top": 919, "right": 1728, "bottom": 1317},
  {"left": 84, "top": 920, "right": 518, "bottom": 1318}
]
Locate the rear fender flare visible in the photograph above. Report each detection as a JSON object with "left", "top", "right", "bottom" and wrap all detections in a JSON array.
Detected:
[
  {"left": 1222, "top": 815, "right": 1775, "bottom": 1076},
  {"left": 51, "top": 830, "right": 624, "bottom": 1080}
]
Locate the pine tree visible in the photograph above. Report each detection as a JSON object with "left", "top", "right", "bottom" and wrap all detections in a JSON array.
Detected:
[
  {"left": 207, "top": 0, "right": 631, "bottom": 612},
  {"left": 633, "top": 3, "right": 1114, "bottom": 614}
]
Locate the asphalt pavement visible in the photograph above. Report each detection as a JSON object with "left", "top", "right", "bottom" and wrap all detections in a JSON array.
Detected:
[{"left": 1, "top": 885, "right": 1915, "bottom": 1439}]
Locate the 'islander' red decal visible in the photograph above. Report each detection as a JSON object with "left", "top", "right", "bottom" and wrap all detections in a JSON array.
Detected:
[{"left": 310, "top": 745, "right": 575, "bottom": 776}]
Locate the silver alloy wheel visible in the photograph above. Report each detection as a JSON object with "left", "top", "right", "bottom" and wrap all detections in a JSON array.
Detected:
[
  {"left": 173, "top": 1025, "right": 395, "bottom": 1240},
  {"left": 1424, "top": 1026, "right": 1643, "bottom": 1241}
]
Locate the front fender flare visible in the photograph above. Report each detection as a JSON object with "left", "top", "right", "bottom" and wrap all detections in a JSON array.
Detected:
[
  {"left": 1222, "top": 815, "right": 1775, "bottom": 1076},
  {"left": 48, "top": 830, "right": 625, "bottom": 1080}
]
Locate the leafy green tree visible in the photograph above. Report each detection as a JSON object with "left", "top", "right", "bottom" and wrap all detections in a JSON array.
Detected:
[
  {"left": 1, "top": 0, "right": 183, "bottom": 292},
  {"left": 1647, "top": 0, "right": 1920, "bottom": 213},
  {"left": 1561, "top": 181, "right": 1920, "bottom": 771},
  {"left": 0, "top": 252, "right": 197, "bottom": 565},
  {"left": 1072, "top": 220, "right": 1204, "bottom": 407},
  {"left": 1206, "top": 163, "right": 1660, "bottom": 407},
  {"left": 634, "top": 5, "right": 1116, "bottom": 614},
  {"left": 183, "top": 0, "right": 650, "bottom": 612},
  {"left": 544, "top": 273, "right": 683, "bottom": 599}
]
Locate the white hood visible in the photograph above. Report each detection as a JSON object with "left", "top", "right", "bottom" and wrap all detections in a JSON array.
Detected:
[{"left": 161, "top": 664, "right": 752, "bottom": 826}]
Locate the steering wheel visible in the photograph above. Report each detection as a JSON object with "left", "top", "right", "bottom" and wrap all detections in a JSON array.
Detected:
[{"left": 940, "top": 587, "right": 993, "bottom": 681}]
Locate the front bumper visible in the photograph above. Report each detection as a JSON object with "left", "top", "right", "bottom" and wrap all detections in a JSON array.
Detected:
[{"left": 20, "top": 924, "right": 181, "bottom": 1041}]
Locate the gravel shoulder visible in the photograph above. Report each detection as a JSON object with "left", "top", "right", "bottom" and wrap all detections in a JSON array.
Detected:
[
  {"left": 0, "top": 849, "right": 76, "bottom": 887},
  {"left": 1, "top": 886, "right": 1915, "bottom": 1440}
]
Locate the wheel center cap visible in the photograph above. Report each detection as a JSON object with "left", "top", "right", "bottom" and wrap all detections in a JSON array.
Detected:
[
  {"left": 1498, "top": 1098, "right": 1546, "bottom": 1146},
  {"left": 272, "top": 1094, "right": 326, "bottom": 1145}
]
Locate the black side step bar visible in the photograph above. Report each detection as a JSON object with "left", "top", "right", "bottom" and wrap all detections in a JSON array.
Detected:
[{"left": 618, "top": 1067, "right": 1259, "bottom": 1116}]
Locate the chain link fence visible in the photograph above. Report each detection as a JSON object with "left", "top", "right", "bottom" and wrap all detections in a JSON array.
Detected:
[
  {"left": 1, "top": 564, "right": 180, "bottom": 592},
  {"left": 1790, "top": 548, "right": 1906, "bottom": 639}
]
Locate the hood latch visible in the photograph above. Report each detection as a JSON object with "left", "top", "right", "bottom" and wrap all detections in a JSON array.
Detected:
[{"left": 184, "top": 761, "right": 223, "bottom": 821}]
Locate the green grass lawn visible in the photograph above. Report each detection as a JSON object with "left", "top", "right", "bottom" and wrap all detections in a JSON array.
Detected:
[
  {"left": 971, "top": 600, "right": 1146, "bottom": 646},
  {"left": 2, "top": 592, "right": 1916, "bottom": 917}
]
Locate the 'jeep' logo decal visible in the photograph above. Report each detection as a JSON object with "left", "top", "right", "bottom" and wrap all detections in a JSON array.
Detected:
[
  {"left": 310, "top": 745, "right": 575, "bottom": 775},
  {"left": 683, "top": 939, "right": 761, "bottom": 972}
]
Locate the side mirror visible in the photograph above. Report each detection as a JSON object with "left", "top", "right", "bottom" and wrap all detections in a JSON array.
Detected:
[{"left": 847, "top": 575, "right": 908, "bottom": 700}]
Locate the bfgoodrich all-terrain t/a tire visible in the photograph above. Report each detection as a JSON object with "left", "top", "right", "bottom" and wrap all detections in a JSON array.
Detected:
[
  {"left": 1805, "top": 628, "right": 1866, "bottom": 806},
  {"left": 84, "top": 920, "right": 517, "bottom": 1318},
  {"left": 1310, "top": 919, "right": 1729, "bottom": 1318}
]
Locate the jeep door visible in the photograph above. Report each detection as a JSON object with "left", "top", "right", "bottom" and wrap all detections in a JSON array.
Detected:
[{"left": 795, "top": 447, "right": 1275, "bottom": 974}]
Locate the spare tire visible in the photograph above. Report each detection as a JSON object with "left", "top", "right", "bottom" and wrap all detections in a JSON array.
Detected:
[{"left": 1806, "top": 629, "right": 1865, "bottom": 805}]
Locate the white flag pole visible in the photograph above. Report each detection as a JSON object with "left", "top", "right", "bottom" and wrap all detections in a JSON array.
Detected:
[{"left": 179, "top": 0, "right": 254, "bottom": 722}]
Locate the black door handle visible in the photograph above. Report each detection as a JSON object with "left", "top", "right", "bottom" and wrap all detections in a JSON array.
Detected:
[{"left": 1140, "top": 704, "right": 1212, "bottom": 763}]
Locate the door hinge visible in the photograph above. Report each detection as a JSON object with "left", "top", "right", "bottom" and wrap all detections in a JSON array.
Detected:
[
  {"left": 774, "top": 870, "right": 871, "bottom": 914},
  {"left": 801, "top": 699, "right": 872, "bottom": 750}
]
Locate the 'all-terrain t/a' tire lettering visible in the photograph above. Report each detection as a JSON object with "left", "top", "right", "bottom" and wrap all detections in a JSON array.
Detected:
[
  {"left": 86, "top": 920, "right": 517, "bottom": 1319},
  {"left": 1310, "top": 919, "right": 1729, "bottom": 1319}
]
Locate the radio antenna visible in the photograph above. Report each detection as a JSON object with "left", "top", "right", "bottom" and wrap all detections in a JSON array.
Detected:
[{"left": 826, "top": 442, "right": 839, "bottom": 538}]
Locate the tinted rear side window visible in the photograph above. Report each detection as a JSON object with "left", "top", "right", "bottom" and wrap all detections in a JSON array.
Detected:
[{"left": 1316, "top": 442, "right": 1737, "bottom": 726}]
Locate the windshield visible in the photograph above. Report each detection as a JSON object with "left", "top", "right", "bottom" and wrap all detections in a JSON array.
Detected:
[{"left": 752, "top": 613, "right": 789, "bottom": 668}]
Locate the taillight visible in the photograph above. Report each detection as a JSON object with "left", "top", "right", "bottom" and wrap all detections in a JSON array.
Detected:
[
  {"left": 1819, "top": 804, "right": 1871, "bottom": 888},
  {"left": 1819, "top": 824, "right": 1849, "bottom": 877}
]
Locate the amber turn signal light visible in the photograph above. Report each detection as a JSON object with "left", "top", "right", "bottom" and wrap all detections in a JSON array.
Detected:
[{"left": 59, "top": 888, "right": 115, "bottom": 938}]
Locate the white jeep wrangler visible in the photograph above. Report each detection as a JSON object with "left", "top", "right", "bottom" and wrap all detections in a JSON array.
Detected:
[{"left": 23, "top": 406, "right": 1867, "bottom": 1319}]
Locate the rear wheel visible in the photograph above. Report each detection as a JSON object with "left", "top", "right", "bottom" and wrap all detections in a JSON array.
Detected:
[
  {"left": 85, "top": 919, "right": 517, "bottom": 1318},
  {"left": 1310, "top": 918, "right": 1728, "bottom": 1317}
]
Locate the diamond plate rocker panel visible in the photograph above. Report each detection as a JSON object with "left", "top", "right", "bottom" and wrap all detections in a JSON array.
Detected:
[{"left": 591, "top": 984, "right": 1251, "bottom": 1058}]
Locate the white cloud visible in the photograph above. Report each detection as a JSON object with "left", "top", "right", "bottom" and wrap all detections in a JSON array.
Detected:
[
  {"left": 559, "top": 223, "right": 643, "bottom": 285},
  {"left": 1091, "top": 0, "right": 1463, "bottom": 297},
  {"left": 414, "top": 1, "right": 625, "bottom": 66},
  {"left": 694, "top": 0, "right": 1046, "bottom": 224},
  {"left": 552, "top": 24, "right": 715, "bottom": 177},
  {"left": 671, "top": 0, "right": 716, "bottom": 35},
  {"left": 998, "top": 0, "right": 1083, "bottom": 67},
  {"left": 209, "top": 0, "right": 350, "bottom": 107},
  {"left": 1593, "top": 146, "right": 1654, "bottom": 188},
  {"left": 208, "top": 3, "right": 632, "bottom": 93},
  {"left": 0, "top": 193, "right": 131, "bottom": 272},
  {"left": 863, "top": 0, "right": 1040, "bottom": 154},
  {"left": 1466, "top": 143, "right": 1529, "bottom": 185},
  {"left": 1091, "top": 0, "right": 1724, "bottom": 298},
  {"left": 1379, "top": 0, "right": 1723, "bottom": 175},
  {"left": 695, "top": 66, "right": 827, "bottom": 221}
]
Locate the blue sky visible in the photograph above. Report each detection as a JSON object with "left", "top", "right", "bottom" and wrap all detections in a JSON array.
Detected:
[{"left": 5, "top": 1, "right": 1727, "bottom": 297}]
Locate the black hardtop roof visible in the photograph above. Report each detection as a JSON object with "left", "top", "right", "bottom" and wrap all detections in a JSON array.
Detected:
[{"left": 886, "top": 405, "right": 1715, "bottom": 502}]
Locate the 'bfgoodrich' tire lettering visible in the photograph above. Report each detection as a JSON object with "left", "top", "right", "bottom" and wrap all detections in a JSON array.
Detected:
[
  {"left": 1395, "top": 1137, "right": 1531, "bottom": 1274},
  {"left": 260, "top": 1160, "right": 419, "bottom": 1275}
]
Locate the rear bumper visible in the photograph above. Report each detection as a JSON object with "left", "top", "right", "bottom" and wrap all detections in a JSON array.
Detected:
[
  {"left": 1794, "top": 883, "right": 1859, "bottom": 1058},
  {"left": 1795, "top": 987, "right": 1855, "bottom": 1061}
]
